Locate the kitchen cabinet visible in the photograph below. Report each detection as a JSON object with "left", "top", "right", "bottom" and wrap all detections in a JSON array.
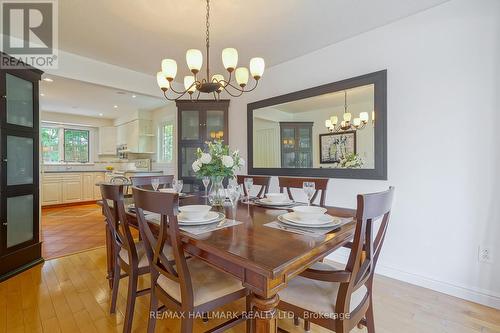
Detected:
[
  {"left": 41, "top": 172, "right": 106, "bottom": 206},
  {"left": 82, "top": 173, "right": 94, "bottom": 201},
  {"left": 115, "top": 119, "right": 154, "bottom": 154},
  {"left": 93, "top": 173, "right": 105, "bottom": 200},
  {"left": 98, "top": 126, "right": 117, "bottom": 155}
]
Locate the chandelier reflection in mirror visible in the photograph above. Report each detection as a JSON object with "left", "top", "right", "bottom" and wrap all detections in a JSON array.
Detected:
[
  {"left": 156, "top": 0, "right": 265, "bottom": 101},
  {"left": 324, "top": 90, "right": 374, "bottom": 133}
]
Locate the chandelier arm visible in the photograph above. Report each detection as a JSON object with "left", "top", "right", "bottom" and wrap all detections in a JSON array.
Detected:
[
  {"left": 221, "top": 85, "right": 245, "bottom": 97},
  {"left": 168, "top": 83, "right": 187, "bottom": 94},
  {"left": 162, "top": 90, "right": 180, "bottom": 102},
  {"left": 195, "top": 90, "right": 201, "bottom": 102},
  {"left": 240, "top": 79, "right": 259, "bottom": 93}
]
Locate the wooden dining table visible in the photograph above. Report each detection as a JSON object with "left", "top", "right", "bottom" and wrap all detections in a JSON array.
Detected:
[{"left": 101, "top": 194, "right": 356, "bottom": 333}]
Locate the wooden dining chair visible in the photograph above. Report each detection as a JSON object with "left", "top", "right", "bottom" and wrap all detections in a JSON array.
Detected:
[
  {"left": 278, "top": 176, "right": 329, "bottom": 206},
  {"left": 132, "top": 187, "right": 250, "bottom": 333},
  {"left": 100, "top": 184, "right": 173, "bottom": 333},
  {"left": 277, "top": 187, "right": 395, "bottom": 333},
  {"left": 236, "top": 175, "right": 271, "bottom": 198},
  {"left": 130, "top": 175, "right": 174, "bottom": 190},
  {"left": 110, "top": 175, "right": 130, "bottom": 194}
]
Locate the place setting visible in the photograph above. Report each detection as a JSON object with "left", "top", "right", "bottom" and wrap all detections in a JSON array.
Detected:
[{"left": 265, "top": 205, "right": 353, "bottom": 236}]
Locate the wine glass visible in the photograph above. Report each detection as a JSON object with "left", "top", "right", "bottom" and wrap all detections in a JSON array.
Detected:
[
  {"left": 173, "top": 179, "right": 183, "bottom": 193},
  {"left": 303, "top": 182, "right": 315, "bottom": 206},
  {"left": 151, "top": 178, "right": 160, "bottom": 191},
  {"left": 202, "top": 176, "right": 210, "bottom": 197},
  {"left": 244, "top": 178, "right": 253, "bottom": 203},
  {"left": 226, "top": 186, "right": 241, "bottom": 221}
]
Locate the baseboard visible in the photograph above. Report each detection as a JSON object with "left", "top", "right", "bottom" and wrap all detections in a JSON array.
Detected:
[
  {"left": 325, "top": 251, "right": 500, "bottom": 310},
  {"left": 41, "top": 200, "right": 98, "bottom": 208}
]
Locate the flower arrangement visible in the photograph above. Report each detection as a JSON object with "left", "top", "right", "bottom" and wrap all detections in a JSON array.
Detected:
[
  {"left": 338, "top": 153, "right": 364, "bottom": 168},
  {"left": 192, "top": 140, "right": 245, "bottom": 178}
]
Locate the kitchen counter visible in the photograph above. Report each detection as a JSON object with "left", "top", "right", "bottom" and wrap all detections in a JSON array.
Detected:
[{"left": 43, "top": 170, "right": 164, "bottom": 174}]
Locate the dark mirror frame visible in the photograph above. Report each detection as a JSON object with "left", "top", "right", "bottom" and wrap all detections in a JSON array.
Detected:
[{"left": 247, "top": 70, "right": 387, "bottom": 180}]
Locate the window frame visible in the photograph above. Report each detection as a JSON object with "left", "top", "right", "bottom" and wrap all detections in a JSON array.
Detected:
[
  {"left": 63, "top": 128, "right": 90, "bottom": 163},
  {"left": 40, "top": 122, "right": 95, "bottom": 164},
  {"left": 157, "top": 119, "right": 175, "bottom": 163}
]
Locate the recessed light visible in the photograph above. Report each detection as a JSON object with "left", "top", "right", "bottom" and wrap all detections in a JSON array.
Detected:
[
  {"left": 99, "top": 113, "right": 103, "bottom": 117},
  {"left": 43, "top": 77, "right": 53, "bottom": 82},
  {"left": 132, "top": 95, "right": 137, "bottom": 98},
  {"left": 113, "top": 105, "right": 118, "bottom": 109},
  {"left": 40, "top": 93, "right": 45, "bottom": 96}
]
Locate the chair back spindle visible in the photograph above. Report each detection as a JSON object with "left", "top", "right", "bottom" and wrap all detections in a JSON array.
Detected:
[{"left": 278, "top": 176, "right": 329, "bottom": 206}]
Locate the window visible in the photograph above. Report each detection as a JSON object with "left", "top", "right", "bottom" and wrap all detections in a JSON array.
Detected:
[
  {"left": 41, "top": 127, "right": 60, "bottom": 163},
  {"left": 64, "top": 129, "right": 89, "bottom": 162},
  {"left": 159, "top": 122, "right": 174, "bottom": 162},
  {"left": 41, "top": 126, "right": 91, "bottom": 163}
]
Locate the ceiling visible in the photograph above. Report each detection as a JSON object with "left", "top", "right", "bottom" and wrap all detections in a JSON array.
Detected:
[
  {"left": 270, "top": 84, "right": 374, "bottom": 114},
  {"left": 59, "top": 0, "right": 449, "bottom": 80},
  {"left": 40, "top": 76, "right": 165, "bottom": 119}
]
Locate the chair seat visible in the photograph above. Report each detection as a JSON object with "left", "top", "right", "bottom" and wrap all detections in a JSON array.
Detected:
[
  {"left": 119, "top": 241, "right": 174, "bottom": 268},
  {"left": 157, "top": 258, "right": 245, "bottom": 307},
  {"left": 279, "top": 275, "right": 367, "bottom": 315}
]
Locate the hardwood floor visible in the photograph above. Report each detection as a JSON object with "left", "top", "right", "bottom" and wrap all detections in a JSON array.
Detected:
[
  {"left": 41, "top": 204, "right": 138, "bottom": 259},
  {"left": 1, "top": 247, "right": 499, "bottom": 333}
]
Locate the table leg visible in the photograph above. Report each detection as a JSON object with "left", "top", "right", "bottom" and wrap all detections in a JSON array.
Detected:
[
  {"left": 251, "top": 293, "right": 280, "bottom": 333},
  {"left": 105, "top": 221, "right": 114, "bottom": 289}
]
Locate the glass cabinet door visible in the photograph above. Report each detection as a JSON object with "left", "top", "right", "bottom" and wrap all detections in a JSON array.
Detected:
[
  {"left": 6, "top": 74, "right": 34, "bottom": 128},
  {"left": 206, "top": 110, "right": 225, "bottom": 141},
  {"left": 7, "top": 135, "right": 34, "bottom": 185},
  {"left": 6, "top": 195, "right": 34, "bottom": 248},
  {"left": 180, "top": 110, "right": 201, "bottom": 141}
]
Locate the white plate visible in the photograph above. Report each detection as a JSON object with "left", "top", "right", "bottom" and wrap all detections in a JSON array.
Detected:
[
  {"left": 178, "top": 212, "right": 224, "bottom": 225},
  {"left": 256, "top": 198, "right": 294, "bottom": 206},
  {"left": 279, "top": 212, "right": 338, "bottom": 227}
]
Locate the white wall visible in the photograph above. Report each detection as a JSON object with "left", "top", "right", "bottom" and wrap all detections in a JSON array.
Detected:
[{"left": 229, "top": 0, "right": 500, "bottom": 308}]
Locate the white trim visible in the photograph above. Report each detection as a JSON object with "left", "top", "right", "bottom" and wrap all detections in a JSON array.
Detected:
[{"left": 325, "top": 252, "right": 500, "bottom": 310}]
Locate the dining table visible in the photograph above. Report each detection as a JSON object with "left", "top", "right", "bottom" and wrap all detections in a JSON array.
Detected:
[{"left": 100, "top": 193, "right": 356, "bottom": 333}]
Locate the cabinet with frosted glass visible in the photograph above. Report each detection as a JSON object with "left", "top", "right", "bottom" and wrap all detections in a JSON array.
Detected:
[
  {"left": 176, "top": 100, "right": 229, "bottom": 192},
  {"left": 0, "top": 52, "right": 43, "bottom": 280}
]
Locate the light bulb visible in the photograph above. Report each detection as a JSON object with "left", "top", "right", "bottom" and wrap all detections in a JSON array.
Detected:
[
  {"left": 186, "top": 49, "right": 203, "bottom": 73},
  {"left": 325, "top": 119, "right": 332, "bottom": 128},
  {"left": 235, "top": 67, "right": 249, "bottom": 87},
  {"left": 341, "top": 120, "right": 346, "bottom": 128},
  {"left": 212, "top": 74, "right": 225, "bottom": 92},
  {"left": 372, "top": 111, "right": 375, "bottom": 122},
  {"left": 360, "top": 112, "right": 369, "bottom": 123},
  {"left": 222, "top": 48, "right": 238, "bottom": 71},
  {"left": 330, "top": 116, "right": 338, "bottom": 126},
  {"left": 156, "top": 72, "right": 169, "bottom": 90},
  {"left": 353, "top": 118, "right": 361, "bottom": 127},
  {"left": 184, "top": 76, "right": 196, "bottom": 93},
  {"left": 343, "top": 112, "right": 352, "bottom": 122},
  {"left": 161, "top": 59, "right": 177, "bottom": 81},
  {"left": 250, "top": 57, "right": 265, "bottom": 79}
]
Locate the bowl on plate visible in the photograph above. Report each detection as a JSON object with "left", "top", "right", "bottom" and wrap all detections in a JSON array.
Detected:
[
  {"left": 178, "top": 205, "right": 211, "bottom": 220},
  {"left": 292, "top": 206, "right": 327, "bottom": 221},
  {"left": 265, "top": 193, "right": 287, "bottom": 203}
]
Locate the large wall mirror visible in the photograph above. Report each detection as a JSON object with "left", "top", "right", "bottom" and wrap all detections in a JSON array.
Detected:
[{"left": 247, "top": 70, "right": 387, "bottom": 180}]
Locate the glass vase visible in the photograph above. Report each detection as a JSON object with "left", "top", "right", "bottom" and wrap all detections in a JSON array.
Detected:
[{"left": 208, "top": 176, "right": 226, "bottom": 206}]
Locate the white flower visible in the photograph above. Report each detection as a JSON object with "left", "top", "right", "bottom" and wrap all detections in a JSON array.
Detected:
[
  {"left": 192, "top": 159, "right": 202, "bottom": 172},
  {"left": 221, "top": 155, "right": 234, "bottom": 168},
  {"left": 238, "top": 158, "right": 245, "bottom": 167},
  {"left": 200, "top": 153, "right": 212, "bottom": 164}
]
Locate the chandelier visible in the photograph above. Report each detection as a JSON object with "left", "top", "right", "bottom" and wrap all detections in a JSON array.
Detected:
[
  {"left": 324, "top": 90, "right": 372, "bottom": 133},
  {"left": 156, "top": 0, "right": 265, "bottom": 101}
]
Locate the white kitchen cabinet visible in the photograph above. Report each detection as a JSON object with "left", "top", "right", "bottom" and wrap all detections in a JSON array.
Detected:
[
  {"left": 62, "top": 173, "right": 83, "bottom": 203},
  {"left": 41, "top": 174, "right": 63, "bottom": 205},
  {"left": 82, "top": 173, "right": 94, "bottom": 201},
  {"left": 115, "top": 119, "right": 154, "bottom": 153},
  {"left": 41, "top": 172, "right": 106, "bottom": 206},
  {"left": 93, "top": 172, "right": 105, "bottom": 200},
  {"left": 98, "top": 126, "right": 117, "bottom": 155}
]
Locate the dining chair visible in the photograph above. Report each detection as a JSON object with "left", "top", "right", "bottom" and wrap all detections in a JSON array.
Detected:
[
  {"left": 277, "top": 186, "right": 395, "bottom": 333},
  {"left": 278, "top": 176, "right": 329, "bottom": 206},
  {"left": 236, "top": 175, "right": 271, "bottom": 198},
  {"left": 100, "top": 183, "right": 173, "bottom": 333},
  {"left": 110, "top": 175, "right": 130, "bottom": 194},
  {"left": 130, "top": 175, "right": 174, "bottom": 190},
  {"left": 132, "top": 187, "right": 251, "bottom": 333}
]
